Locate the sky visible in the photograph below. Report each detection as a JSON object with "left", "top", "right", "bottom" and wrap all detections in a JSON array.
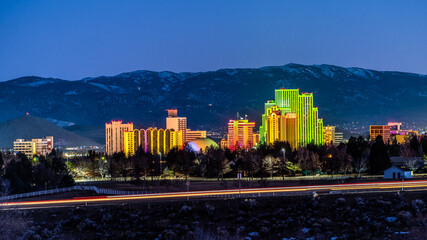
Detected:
[{"left": 1, "top": 0, "right": 427, "bottom": 81}]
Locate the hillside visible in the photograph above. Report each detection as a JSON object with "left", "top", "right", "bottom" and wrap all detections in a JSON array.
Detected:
[
  {"left": 0, "top": 64, "right": 426, "bottom": 141},
  {"left": 0, "top": 115, "right": 100, "bottom": 148}
]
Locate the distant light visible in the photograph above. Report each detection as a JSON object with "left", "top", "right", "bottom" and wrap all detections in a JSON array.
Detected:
[{"left": 26, "top": 112, "right": 29, "bottom": 115}]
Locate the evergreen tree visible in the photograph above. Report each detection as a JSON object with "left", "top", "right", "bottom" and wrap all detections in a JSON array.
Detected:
[
  {"left": 422, "top": 135, "right": 427, "bottom": 156},
  {"left": 368, "top": 135, "right": 391, "bottom": 175}
]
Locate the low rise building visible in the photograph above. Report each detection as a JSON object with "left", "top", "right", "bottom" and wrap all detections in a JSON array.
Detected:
[
  {"left": 186, "top": 130, "right": 207, "bottom": 142},
  {"left": 13, "top": 136, "right": 54, "bottom": 159}
]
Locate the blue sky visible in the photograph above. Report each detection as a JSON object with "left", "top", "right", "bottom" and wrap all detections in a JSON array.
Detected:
[{"left": 1, "top": 0, "right": 426, "bottom": 81}]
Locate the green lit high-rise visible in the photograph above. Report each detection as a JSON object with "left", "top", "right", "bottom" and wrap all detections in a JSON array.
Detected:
[{"left": 260, "top": 89, "right": 323, "bottom": 148}]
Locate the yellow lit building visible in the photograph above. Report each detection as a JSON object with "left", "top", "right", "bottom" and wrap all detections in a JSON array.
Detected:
[
  {"left": 186, "top": 130, "right": 207, "bottom": 142},
  {"left": 323, "top": 125, "right": 336, "bottom": 145},
  {"left": 123, "top": 128, "right": 183, "bottom": 157},
  {"left": 106, "top": 120, "right": 133, "bottom": 155},
  {"left": 253, "top": 133, "right": 260, "bottom": 147}
]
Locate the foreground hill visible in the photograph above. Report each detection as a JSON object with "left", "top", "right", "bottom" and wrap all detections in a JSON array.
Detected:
[
  {"left": 0, "top": 115, "right": 100, "bottom": 147},
  {"left": 0, "top": 64, "right": 426, "bottom": 138}
]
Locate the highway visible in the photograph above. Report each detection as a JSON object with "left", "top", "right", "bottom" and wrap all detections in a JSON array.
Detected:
[{"left": 2, "top": 179, "right": 427, "bottom": 209}]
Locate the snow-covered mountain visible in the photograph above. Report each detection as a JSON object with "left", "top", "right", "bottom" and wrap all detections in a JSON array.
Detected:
[{"left": 1, "top": 63, "right": 426, "bottom": 141}]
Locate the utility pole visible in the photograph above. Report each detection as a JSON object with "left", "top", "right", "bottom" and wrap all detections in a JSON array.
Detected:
[{"left": 238, "top": 172, "right": 242, "bottom": 198}]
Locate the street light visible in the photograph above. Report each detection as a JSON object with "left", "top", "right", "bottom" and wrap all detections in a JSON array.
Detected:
[
  {"left": 281, "top": 149, "right": 286, "bottom": 180},
  {"left": 159, "top": 152, "right": 162, "bottom": 177}
]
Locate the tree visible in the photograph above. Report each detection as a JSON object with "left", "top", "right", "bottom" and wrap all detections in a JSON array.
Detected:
[
  {"left": 239, "top": 150, "right": 257, "bottom": 179},
  {"left": 0, "top": 152, "right": 4, "bottom": 177},
  {"left": 405, "top": 158, "right": 419, "bottom": 172},
  {"left": 337, "top": 145, "right": 353, "bottom": 176},
  {"left": 421, "top": 135, "right": 427, "bottom": 156},
  {"left": 322, "top": 145, "right": 340, "bottom": 176},
  {"left": 166, "top": 147, "right": 195, "bottom": 180},
  {"left": 3, "top": 153, "right": 32, "bottom": 194},
  {"left": 368, "top": 135, "right": 391, "bottom": 175},
  {"left": 354, "top": 149, "right": 369, "bottom": 178},
  {"left": 401, "top": 142, "right": 417, "bottom": 157},
  {"left": 207, "top": 148, "right": 231, "bottom": 180},
  {"left": 263, "top": 155, "right": 278, "bottom": 179},
  {"left": 296, "top": 147, "right": 321, "bottom": 175},
  {"left": 388, "top": 139, "right": 400, "bottom": 157},
  {"left": 132, "top": 147, "right": 150, "bottom": 180}
]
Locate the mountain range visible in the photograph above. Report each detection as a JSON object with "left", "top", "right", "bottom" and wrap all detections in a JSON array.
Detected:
[{"left": 0, "top": 63, "right": 426, "bottom": 145}]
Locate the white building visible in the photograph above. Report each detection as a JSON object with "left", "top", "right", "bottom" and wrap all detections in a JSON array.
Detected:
[
  {"left": 334, "top": 132, "right": 343, "bottom": 146},
  {"left": 13, "top": 136, "right": 54, "bottom": 159},
  {"left": 166, "top": 109, "right": 187, "bottom": 142}
]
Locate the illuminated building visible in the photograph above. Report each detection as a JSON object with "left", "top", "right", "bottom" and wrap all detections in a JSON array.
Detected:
[
  {"left": 298, "top": 93, "right": 323, "bottom": 145},
  {"left": 220, "top": 139, "right": 228, "bottom": 149},
  {"left": 187, "top": 138, "right": 219, "bottom": 153},
  {"left": 123, "top": 128, "right": 183, "bottom": 156},
  {"left": 388, "top": 122, "right": 402, "bottom": 134},
  {"left": 106, "top": 121, "right": 133, "bottom": 155},
  {"left": 370, "top": 125, "right": 390, "bottom": 143},
  {"left": 253, "top": 133, "right": 260, "bottom": 146},
  {"left": 323, "top": 126, "right": 336, "bottom": 145},
  {"left": 334, "top": 132, "right": 343, "bottom": 146},
  {"left": 227, "top": 119, "right": 255, "bottom": 151},
  {"left": 260, "top": 89, "right": 322, "bottom": 148},
  {"left": 386, "top": 122, "right": 419, "bottom": 144},
  {"left": 13, "top": 136, "right": 53, "bottom": 159},
  {"left": 166, "top": 109, "right": 187, "bottom": 142},
  {"left": 186, "top": 130, "right": 207, "bottom": 142}
]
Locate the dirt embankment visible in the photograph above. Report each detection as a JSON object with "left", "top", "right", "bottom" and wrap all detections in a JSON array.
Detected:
[{"left": 9, "top": 191, "right": 427, "bottom": 240}]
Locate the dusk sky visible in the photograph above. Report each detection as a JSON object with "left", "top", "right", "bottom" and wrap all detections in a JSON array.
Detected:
[{"left": 1, "top": 0, "right": 426, "bottom": 81}]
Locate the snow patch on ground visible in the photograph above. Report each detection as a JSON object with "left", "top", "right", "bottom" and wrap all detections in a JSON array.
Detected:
[
  {"left": 45, "top": 118, "right": 76, "bottom": 127},
  {"left": 347, "top": 68, "right": 374, "bottom": 79},
  {"left": 88, "top": 82, "right": 111, "bottom": 92}
]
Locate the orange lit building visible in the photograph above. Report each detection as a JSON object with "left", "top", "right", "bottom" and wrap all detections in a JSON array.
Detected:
[
  {"left": 323, "top": 125, "right": 336, "bottom": 145},
  {"left": 106, "top": 121, "right": 133, "bottom": 155},
  {"left": 227, "top": 119, "right": 255, "bottom": 151},
  {"left": 220, "top": 139, "right": 228, "bottom": 149},
  {"left": 370, "top": 125, "right": 390, "bottom": 143},
  {"left": 186, "top": 130, "right": 207, "bottom": 142}
]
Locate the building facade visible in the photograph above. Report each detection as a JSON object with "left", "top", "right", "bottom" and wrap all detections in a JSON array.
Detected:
[
  {"left": 106, "top": 121, "right": 133, "bottom": 155},
  {"left": 123, "top": 128, "right": 183, "bottom": 157},
  {"left": 370, "top": 125, "right": 391, "bottom": 143},
  {"left": 166, "top": 109, "right": 187, "bottom": 142},
  {"left": 13, "top": 136, "right": 54, "bottom": 159},
  {"left": 227, "top": 119, "right": 255, "bottom": 151},
  {"left": 323, "top": 125, "right": 336, "bottom": 145},
  {"left": 186, "top": 130, "right": 207, "bottom": 142},
  {"left": 334, "top": 132, "right": 343, "bottom": 146},
  {"left": 260, "top": 89, "right": 323, "bottom": 148}
]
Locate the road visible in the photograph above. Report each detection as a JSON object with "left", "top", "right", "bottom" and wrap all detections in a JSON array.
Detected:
[{"left": 2, "top": 179, "right": 427, "bottom": 209}]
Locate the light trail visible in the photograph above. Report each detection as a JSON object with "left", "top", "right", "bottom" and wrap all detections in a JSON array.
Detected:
[{"left": 2, "top": 180, "right": 427, "bottom": 208}]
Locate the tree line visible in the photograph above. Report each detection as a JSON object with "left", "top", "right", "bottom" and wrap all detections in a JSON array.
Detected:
[
  {"left": 70, "top": 135, "right": 427, "bottom": 181},
  {"left": 0, "top": 150, "right": 74, "bottom": 195}
]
